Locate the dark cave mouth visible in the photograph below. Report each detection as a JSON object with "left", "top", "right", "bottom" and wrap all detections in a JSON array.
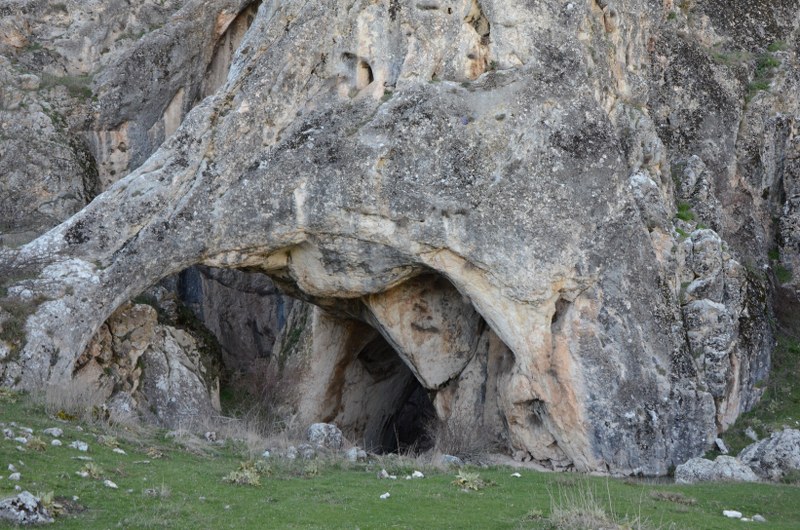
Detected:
[
  {"left": 379, "top": 377, "right": 437, "bottom": 454},
  {"left": 349, "top": 332, "right": 438, "bottom": 454}
]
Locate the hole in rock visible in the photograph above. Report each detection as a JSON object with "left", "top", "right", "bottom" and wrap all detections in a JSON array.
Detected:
[
  {"left": 357, "top": 60, "right": 375, "bottom": 90},
  {"left": 348, "top": 333, "right": 437, "bottom": 453}
]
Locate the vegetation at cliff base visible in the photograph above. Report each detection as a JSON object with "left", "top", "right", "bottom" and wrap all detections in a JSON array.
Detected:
[{"left": 2, "top": 390, "right": 800, "bottom": 529}]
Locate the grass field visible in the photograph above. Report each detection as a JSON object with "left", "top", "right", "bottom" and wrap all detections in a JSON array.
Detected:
[{"left": 1, "top": 390, "right": 799, "bottom": 529}]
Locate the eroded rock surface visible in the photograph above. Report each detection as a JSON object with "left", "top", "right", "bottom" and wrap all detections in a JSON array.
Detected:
[
  {"left": 739, "top": 428, "right": 800, "bottom": 482},
  {"left": 0, "top": 491, "right": 53, "bottom": 526},
  {"left": 675, "top": 456, "right": 760, "bottom": 485},
  {"left": 74, "top": 301, "right": 220, "bottom": 428},
  {"left": 1, "top": 0, "right": 799, "bottom": 475}
]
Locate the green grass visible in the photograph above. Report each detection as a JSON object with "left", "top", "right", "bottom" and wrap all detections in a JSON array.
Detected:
[
  {"left": 709, "top": 48, "right": 751, "bottom": 67},
  {"left": 39, "top": 73, "right": 93, "bottom": 101},
  {"left": 775, "top": 264, "right": 793, "bottom": 284},
  {"left": 2, "top": 391, "right": 800, "bottom": 528},
  {"left": 675, "top": 202, "right": 695, "bottom": 222},
  {"left": 768, "top": 41, "right": 788, "bottom": 53},
  {"left": 747, "top": 52, "right": 782, "bottom": 101}
]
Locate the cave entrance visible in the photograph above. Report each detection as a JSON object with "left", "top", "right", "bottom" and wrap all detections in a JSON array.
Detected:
[
  {"left": 347, "top": 332, "right": 437, "bottom": 454},
  {"left": 164, "top": 266, "right": 439, "bottom": 454}
]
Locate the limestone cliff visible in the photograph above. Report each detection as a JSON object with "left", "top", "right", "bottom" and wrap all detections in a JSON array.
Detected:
[{"left": 1, "top": 0, "right": 799, "bottom": 475}]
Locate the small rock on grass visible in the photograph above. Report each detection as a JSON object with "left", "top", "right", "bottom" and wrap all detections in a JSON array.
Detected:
[
  {"left": 377, "top": 469, "right": 396, "bottom": 480},
  {"left": 51, "top": 440, "right": 62, "bottom": 446},
  {"left": 753, "top": 514, "right": 767, "bottom": 523},
  {"left": 42, "top": 428, "right": 63, "bottom": 438},
  {"left": 103, "top": 480, "right": 118, "bottom": 489},
  {"left": 8, "top": 473, "right": 20, "bottom": 481},
  {"left": 69, "top": 441, "right": 89, "bottom": 452},
  {"left": 379, "top": 492, "right": 390, "bottom": 500},
  {"left": 440, "top": 454, "right": 464, "bottom": 467},
  {"left": 511, "top": 472, "right": 522, "bottom": 478},
  {"left": 722, "top": 510, "right": 742, "bottom": 519},
  {"left": 113, "top": 448, "right": 126, "bottom": 455}
]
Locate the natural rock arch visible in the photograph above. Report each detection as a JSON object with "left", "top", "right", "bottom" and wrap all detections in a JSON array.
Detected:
[{"left": 1, "top": 0, "right": 783, "bottom": 475}]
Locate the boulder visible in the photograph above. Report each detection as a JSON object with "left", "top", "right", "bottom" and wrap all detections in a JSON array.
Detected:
[
  {"left": 739, "top": 429, "right": 800, "bottom": 482},
  {"left": 307, "top": 423, "right": 344, "bottom": 451},
  {"left": 674, "top": 456, "right": 759, "bottom": 484},
  {"left": 0, "top": 491, "right": 53, "bottom": 525}
]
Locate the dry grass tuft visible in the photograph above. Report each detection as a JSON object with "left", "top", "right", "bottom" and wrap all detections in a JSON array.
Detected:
[
  {"left": 428, "top": 418, "right": 496, "bottom": 463},
  {"left": 649, "top": 490, "right": 697, "bottom": 505},
  {"left": 42, "top": 382, "right": 108, "bottom": 424}
]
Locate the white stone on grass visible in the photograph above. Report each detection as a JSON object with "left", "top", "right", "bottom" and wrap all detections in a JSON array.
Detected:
[
  {"left": 69, "top": 441, "right": 89, "bottom": 452},
  {"left": 42, "top": 428, "right": 63, "bottom": 437},
  {"left": 51, "top": 440, "right": 62, "bottom": 446},
  {"left": 8, "top": 473, "right": 20, "bottom": 481},
  {"left": 722, "top": 510, "right": 742, "bottom": 519},
  {"left": 113, "top": 448, "right": 127, "bottom": 455},
  {"left": 379, "top": 492, "right": 390, "bottom": 500},
  {"left": 103, "top": 479, "right": 118, "bottom": 489},
  {"left": 411, "top": 471, "right": 424, "bottom": 478},
  {"left": 511, "top": 472, "right": 522, "bottom": 478}
]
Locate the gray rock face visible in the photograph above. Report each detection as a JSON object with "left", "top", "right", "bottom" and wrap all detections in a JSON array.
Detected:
[
  {"left": 1, "top": 0, "right": 798, "bottom": 475},
  {"left": 739, "top": 428, "right": 800, "bottom": 482},
  {"left": 0, "top": 491, "right": 53, "bottom": 525},
  {"left": 674, "top": 456, "right": 759, "bottom": 485},
  {"left": 72, "top": 301, "right": 220, "bottom": 428},
  {"left": 178, "top": 266, "right": 294, "bottom": 372}
]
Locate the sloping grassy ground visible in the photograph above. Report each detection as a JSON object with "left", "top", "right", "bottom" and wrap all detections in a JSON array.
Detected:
[{"left": 1, "top": 390, "right": 799, "bottom": 529}]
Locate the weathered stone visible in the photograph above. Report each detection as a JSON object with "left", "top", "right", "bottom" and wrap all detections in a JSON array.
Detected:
[
  {"left": 345, "top": 447, "right": 367, "bottom": 462},
  {"left": 739, "top": 428, "right": 800, "bottom": 482},
  {"left": 674, "top": 456, "right": 759, "bottom": 485},
  {"left": 297, "top": 443, "right": 316, "bottom": 460},
  {"left": 0, "top": 491, "right": 53, "bottom": 525},
  {"left": 1, "top": 0, "right": 797, "bottom": 477},
  {"left": 70, "top": 301, "right": 220, "bottom": 429},
  {"left": 306, "top": 423, "right": 344, "bottom": 451},
  {"left": 439, "top": 455, "right": 465, "bottom": 468}
]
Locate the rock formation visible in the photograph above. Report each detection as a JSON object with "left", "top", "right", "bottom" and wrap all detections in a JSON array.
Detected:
[{"left": 1, "top": 0, "right": 799, "bottom": 474}]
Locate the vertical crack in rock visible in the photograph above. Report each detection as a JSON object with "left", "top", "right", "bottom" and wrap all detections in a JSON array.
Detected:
[
  {"left": 202, "top": 1, "right": 263, "bottom": 98},
  {"left": 464, "top": 0, "right": 491, "bottom": 79}
]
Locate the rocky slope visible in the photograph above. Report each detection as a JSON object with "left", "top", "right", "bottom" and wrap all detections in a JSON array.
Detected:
[{"left": 1, "top": 0, "right": 799, "bottom": 475}]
